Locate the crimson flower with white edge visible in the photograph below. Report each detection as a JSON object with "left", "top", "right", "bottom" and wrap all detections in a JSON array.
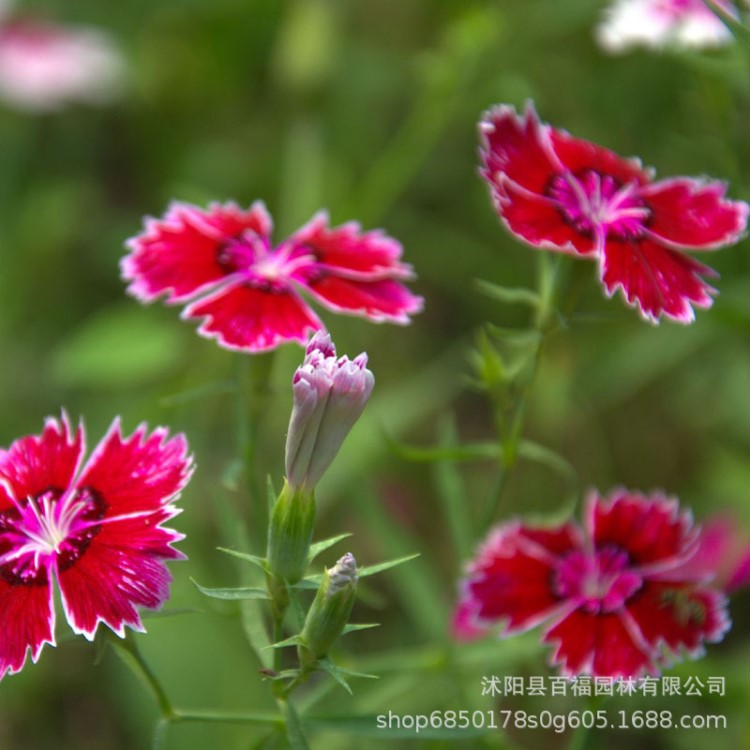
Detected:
[
  {"left": 122, "top": 202, "right": 423, "bottom": 353},
  {"left": 479, "top": 103, "right": 748, "bottom": 323},
  {"left": 454, "top": 490, "right": 730, "bottom": 677},
  {"left": 0, "top": 415, "right": 192, "bottom": 679}
]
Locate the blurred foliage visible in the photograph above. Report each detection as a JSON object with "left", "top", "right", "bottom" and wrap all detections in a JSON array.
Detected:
[{"left": 2, "top": 0, "right": 750, "bottom": 749}]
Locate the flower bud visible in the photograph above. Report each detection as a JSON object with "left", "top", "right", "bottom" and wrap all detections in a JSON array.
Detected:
[
  {"left": 285, "top": 332, "right": 374, "bottom": 491},
  {"left": 266, "top": 480, "right": 315, "bottom": 583},
  {"left": 299, "top": 553, "right": 358, "bottom": 664}
]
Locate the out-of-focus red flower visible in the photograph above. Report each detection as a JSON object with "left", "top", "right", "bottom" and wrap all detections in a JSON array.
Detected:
[
  {"left": 454, "top": 490, "right": 730, "bottom": 677},
  {"left": 479, "top": 103, "right": 748, "bottom": 323}
]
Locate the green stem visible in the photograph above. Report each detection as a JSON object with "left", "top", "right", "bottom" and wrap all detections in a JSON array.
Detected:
[
  {"left": 236, "top": 352, "right": 277, "bottom": 539},
  {"left": 110, "top": 631, "right": 176, "bottom": 719},
  {"left": 481, "top": 253, "right": 561, "bottom": 528}
]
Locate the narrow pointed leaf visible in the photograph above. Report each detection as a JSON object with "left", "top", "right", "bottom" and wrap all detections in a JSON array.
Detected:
[
  {"left": 265, "top": 635, "right": 303, "bottom": 649},
  {"left": 307, "top": 533, "right": 353, "bottom": 562},
  {"left": 476, "top": 278, "right": 541, "bottom": 307},
  {"left": 192, "top": 579, "right": 270, "bottom": 601},
  {"left": 317, "top": 659, "right": 352, "bottom": 695},
  {"left": 217, "top": 548, "right": 269, "bottom": 571},
  {"left": 342, "top": 623, "right": 380, "bottom": 635},
  {"left": 358, "top": 553, "right": 420, "bottom": 578},
  {"left": 517, "top": 440, "right": 577, "bottom": 483}
]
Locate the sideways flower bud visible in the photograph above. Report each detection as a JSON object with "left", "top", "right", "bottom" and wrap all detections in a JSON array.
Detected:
[
  {"left": 299, "top": 553, "right": 358, "bottom": 664},
  {"left": 285, "top": 332, "right": 374, "bottom": 491}
]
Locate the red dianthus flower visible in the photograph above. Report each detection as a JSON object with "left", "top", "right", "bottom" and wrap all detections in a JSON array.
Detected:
[
  {"left": 454, "top": 490, "right": 730, "bottom": 677},
  {"left": 480, "top": 103, "right": 748, "bottom": 323},
  {"left": 0, "top": 415, "right": 192, "bottom": 679},
  {"left": 122, "top": 202, "right": 423, "bottom": 352}
]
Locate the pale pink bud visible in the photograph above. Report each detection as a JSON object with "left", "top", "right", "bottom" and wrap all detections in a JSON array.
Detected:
[{"left": 285, "top": 332, "right": 374, "bottom": 490}]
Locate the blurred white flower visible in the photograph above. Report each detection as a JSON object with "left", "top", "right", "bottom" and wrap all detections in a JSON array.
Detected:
[
  {"left": 596, "top": 0, "right": 736, "bottom": 53},
  {"left": 0, "top": 19, "right": 124, "bottom": 112}
]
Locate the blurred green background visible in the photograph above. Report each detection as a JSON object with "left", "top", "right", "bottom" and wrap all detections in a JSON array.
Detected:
[{"left": 2, "top": 0, "right": 750, "bottom": 748}]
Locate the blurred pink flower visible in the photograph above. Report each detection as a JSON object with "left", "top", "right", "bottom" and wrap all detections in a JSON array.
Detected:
[
  {"left": 0, "top": 415, "right": 192, "bottom": 679},
  {"left": 479, "top": 103, "right": 748, "bottom": 323},
  {"left": 596, "top": 0, "right": 736, "bottom": 53},
  {"left": 672, "top": 515, "right": 750, "bottom": 592},
  {"left": 0, "top": 18, "right": 124, "bottom": 112},
  {"left": 454, "top": 490, "right": 730, "bottom": 677},
  {"left": 122, "top": 201, "right": 423, "bottom": 352}
]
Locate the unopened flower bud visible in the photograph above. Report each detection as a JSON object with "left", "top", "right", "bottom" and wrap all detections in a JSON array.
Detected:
[
  {"left": 285, "top": 332, "right": 374, "bottom": 491},
  {"left": 299, "top": 553, "right": 358, "bottom": 664},
  {"left": 266, "top": 480, "right": 315, "bottom": 583}
]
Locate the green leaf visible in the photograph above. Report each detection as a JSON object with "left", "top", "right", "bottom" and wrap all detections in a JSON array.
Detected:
[
  {"left": 342, "top": 623, "right": 380, "bottom": 634},
  {"left": 316, "top": 659, "right": 352, "bottom": 694},
  {"left": 475, "top": 278, "right": 540, "bottom": 307},
  {"left": 191, "top": 579, "right": 270, "bottom": 601},
  {"left": 266, "top": 635, "right": 303, "bottom": 649},
  {"left": 217, "top": 548, "right": 269, "bottom": 572},
  {"left": 517, "top": 440, "right": 578, "bottom": 484},
  {"left": 291, "top": 578, "right": 320, "bottom": 590},
  {"left": 307, "top": 533, "right": 353, "bottom": 562},
  {"left": 358, "top": 553, "right": 420, "bottom": 578}
]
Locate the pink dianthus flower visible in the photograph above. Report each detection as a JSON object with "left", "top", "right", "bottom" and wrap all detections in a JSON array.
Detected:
[
  {"left": 0, "top": 415, "right": 192, "bottom": 679},
  {"left": 479, "top": 103, "right": 748, "bottom": 323},
  {"left": 596, "top": 0, "right": 736, "bottom": 53},
  {"left": 454, "top": 490, "right": 730, "bottom": 677},
  {"left": 122, "top": 202, "right": 423, "bottom": 353}
]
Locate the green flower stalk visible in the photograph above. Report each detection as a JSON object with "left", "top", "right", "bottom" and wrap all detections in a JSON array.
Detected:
[{"left": 299, "top": 553, "right": 358, "bottom": 668}]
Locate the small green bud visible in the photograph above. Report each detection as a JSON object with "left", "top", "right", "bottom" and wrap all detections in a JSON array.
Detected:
[
  {"left": 267, "top": 479, "right": 315, "bottom": 583},
  {"left": 299, "top": 553, "right": 358, "bottom": 665}
]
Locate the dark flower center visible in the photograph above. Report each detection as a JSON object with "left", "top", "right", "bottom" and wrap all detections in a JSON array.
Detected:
[
  {"left": 0, "top": 487, "right": 107, "bottom": 586},
  {"left": 553, "top": 545, "right": 643, "bottom": 614},
  {"left": 546, "top": 169, "right": 651, "bottom": 241}
]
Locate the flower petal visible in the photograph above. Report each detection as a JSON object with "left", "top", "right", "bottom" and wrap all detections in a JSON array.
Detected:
[
  {"left": 122, "top": 201, "right": 272, "bottom": 303},
  {"left": 543, "top": 607, "right": 655, "bottom": 677},
  {"left": 549, "top": 128, "right": 651, "bottom": 187},
  {"left": 642, "top": 178, "right": 749, "bottom": 249},
  {"left": 0, "top": 574, "right": 55, "bottom": 679},
  {"left": 303, "top": 275, "right": 424, "bottom": 324},
  {"left": 464, "top": 521, "right": 580, "bottom": 634},
  {"left": 626, "top": 582, "right": 730, "bottom": 666},
  {"left": 494, "top": 180, "right": 598, "bottom": 256},
  {"left": 287, "top": 212, "right": 414, "bottom": 279},
  {"left": 76, "top": 420, "right": 192, "bottom": 518},
  {"left": 451, "top": 598, "right": 489, "bottom": 641},
  {"left": 587, "top": 490, "right": 697, "bottom": 570},
  {"left": 0, "top": 414, "right": 83, "bottom": 506},
  {"left": 600, "top": 237, "right": 717, "bottom": 323},
  {"left": 183, "top": 281, "right": 323, "bottom": 352},
  {"left": 479, "top": 102, "right": 562, "bottom": 197},
  {"left": 57, "top": 515, "right": 182, "bottom": 639}
]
